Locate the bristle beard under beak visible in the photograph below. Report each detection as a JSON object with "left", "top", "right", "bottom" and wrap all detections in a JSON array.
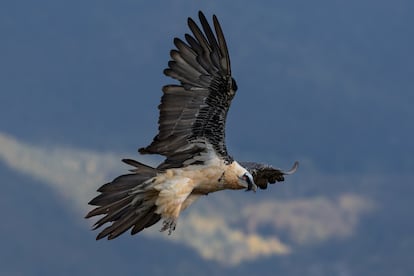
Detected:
[{"left": 246, "top": 180, "right": 257, "bottom": 192}]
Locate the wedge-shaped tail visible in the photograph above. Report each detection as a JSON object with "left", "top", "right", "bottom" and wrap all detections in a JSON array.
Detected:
[
  {"left": 240, "top": 161, "right": 299, "bottom": 190},
  {"left": 85, "top": 159, "right": 161, "bottom": 240}
]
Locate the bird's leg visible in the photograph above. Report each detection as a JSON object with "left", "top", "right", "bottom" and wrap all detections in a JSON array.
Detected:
[
  {"left": 154, "top": 177, "right": 194, "bottom": 235},
  {"left": 160, "top": 217, "right": 177, "bottom": 235}
]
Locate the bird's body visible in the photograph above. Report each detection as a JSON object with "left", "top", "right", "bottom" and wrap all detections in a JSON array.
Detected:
[
  {"left": 152, "top": 154, "right": 248, "bottom": 218},
  {"left": 86, "top": 11, "right": 298, "bottom": 240}
]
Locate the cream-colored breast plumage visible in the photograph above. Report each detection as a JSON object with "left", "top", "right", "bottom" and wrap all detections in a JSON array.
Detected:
[{"left": 151, "top": 155, "right": 248, "bottom": 223}]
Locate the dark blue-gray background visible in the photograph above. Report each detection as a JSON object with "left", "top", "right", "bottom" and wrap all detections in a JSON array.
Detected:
[{"left": 1, "top": 1, "right": 413, "bottom": 275}]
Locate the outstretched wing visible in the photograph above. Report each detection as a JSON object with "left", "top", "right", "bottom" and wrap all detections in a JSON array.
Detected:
[
  {"left": 240, "top": 161, "right": 299, "bottom": 189},
  {"left": 139, "top": 11, "right": 237, "bottom": 169}
]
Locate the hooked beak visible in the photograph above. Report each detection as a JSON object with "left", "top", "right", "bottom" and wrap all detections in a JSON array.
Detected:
[
  {"left": 242, "top": 173, "right": 257, "bottom": 192},
  {"left": 247, "top": 180, "right": 257, "bottom": 192}
]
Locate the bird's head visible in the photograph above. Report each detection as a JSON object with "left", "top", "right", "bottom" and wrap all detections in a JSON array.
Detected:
[
  {"left": 229, "top": 161, "right": 257, "bottom": 192},
  {"left": 239, "top": 170, "right": 257, "bottom": 192}
]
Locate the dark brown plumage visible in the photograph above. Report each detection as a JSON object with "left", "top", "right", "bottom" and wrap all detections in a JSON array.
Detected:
[{"left": 139, "top": 11, "right": 236, "bottom": 168}]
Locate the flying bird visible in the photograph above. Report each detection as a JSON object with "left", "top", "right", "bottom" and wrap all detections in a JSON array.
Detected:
[{"left": 85, "top": 11, "right": 298, "bottom": 240}]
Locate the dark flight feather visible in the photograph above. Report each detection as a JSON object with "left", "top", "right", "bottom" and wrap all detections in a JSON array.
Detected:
[
  {"left": 85, "top": 162, "right": 161, "bottom": 239},
  {"left": 139, "top": 11, "right": 236, "bottom": 168}
]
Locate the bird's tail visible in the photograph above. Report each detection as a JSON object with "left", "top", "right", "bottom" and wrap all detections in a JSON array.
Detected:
[{"left": 85, "top": 159, "right": 161, "bottom": 240}]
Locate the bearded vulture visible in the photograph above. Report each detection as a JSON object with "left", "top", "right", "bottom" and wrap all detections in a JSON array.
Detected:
[{"left": 85, "top": 11, "right": 298, "bottom": 240}]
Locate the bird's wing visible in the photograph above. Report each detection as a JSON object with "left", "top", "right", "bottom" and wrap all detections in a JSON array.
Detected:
[
  {"left": 240, "top": 161, "right": 299, "bottom": 189},
  {"left": 139, "top": 11, "right": 237, "bottom": 169}
]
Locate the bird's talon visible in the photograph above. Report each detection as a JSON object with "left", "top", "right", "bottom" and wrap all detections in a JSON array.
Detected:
[{"left": 160, "top": 218, "right": 177, "bottom": 235}]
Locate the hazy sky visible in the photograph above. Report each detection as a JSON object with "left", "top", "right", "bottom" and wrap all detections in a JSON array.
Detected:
[{"left": 1, "top": 1, "right": 413, "bottom": 275}]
